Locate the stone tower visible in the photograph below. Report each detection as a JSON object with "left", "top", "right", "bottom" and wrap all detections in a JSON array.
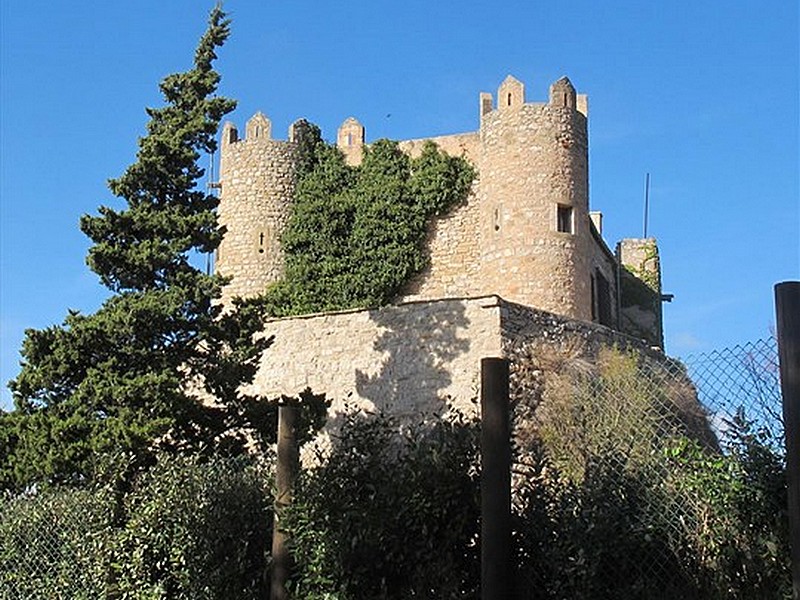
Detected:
[
  {"left": 215, "top": 75, "right": 662, "bottom": 345},
  {"left": 215, "top": 116, "right": 300, "bottom": 303},
  {"left": 475, "top": 75, "right": 592, "bottom": 319}
]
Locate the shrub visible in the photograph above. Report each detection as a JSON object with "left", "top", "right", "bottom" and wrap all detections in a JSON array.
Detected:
[{"left": 286, "top": 410, "right": 481, "bottom": 599}]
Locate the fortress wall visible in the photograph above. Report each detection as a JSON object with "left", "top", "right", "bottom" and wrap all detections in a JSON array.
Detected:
[
  {"left": 398, "top": 133, "right": 483, "bottom": 301},
  {"left": 217, "top": 130, "right": 298, "bottom": 302},
  {"left": 249, "top": 296, "right": 504, "bottom": 420},
  {"left": 398, "top": 132, "right": 481, "bottom": 163},
  {"left": 399, "top": 184, "right": 484, "bottom": 301},
  {"left": 247, "top": 296, "right": 659, "bottom": 427}
]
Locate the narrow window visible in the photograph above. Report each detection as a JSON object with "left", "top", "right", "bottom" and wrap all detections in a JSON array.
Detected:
[
  {"left": 255, "top": 126, "right": 261, "bottom": 138},
  {"left": 507, "top": 93, "right": 512, "bottom": 106},
  {"left": 596, "top": 269, "right": 613, "bottom": 326},
  {"left": 347, "top": 133, "right": 353, "bottom": 146},
  {"left": 494, "top": 207, "right": 501, "bottom": 231},
  {"left": 557, "top": 205, "right": 573, "bottom": 234},
  {"left": 258, "top": 232, "right": 265, "bottom": 253}
]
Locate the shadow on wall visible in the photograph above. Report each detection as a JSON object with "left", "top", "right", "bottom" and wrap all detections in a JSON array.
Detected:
[{"left": 353, "top": 301, "right": 472, "bottom": 418}]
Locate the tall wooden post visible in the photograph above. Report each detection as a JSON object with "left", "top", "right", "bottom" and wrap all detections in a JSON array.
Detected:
[
  {"left": 776, "top": 281, "right": 800, "bottom": 599},
  {"left": 271, "top": 400, "right": 299, "bottom": 600},
  {"left": 480, "top": 357, "right": 512, "bottom": 599}
]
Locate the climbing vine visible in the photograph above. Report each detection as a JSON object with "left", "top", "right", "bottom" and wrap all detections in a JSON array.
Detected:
[{"left": 258, "top": 124, "right": 476, "bottom": 316}]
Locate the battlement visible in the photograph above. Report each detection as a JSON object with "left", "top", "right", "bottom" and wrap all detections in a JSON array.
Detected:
[{"left": 215, "top": 75, "right": 664, "bottom": 346}]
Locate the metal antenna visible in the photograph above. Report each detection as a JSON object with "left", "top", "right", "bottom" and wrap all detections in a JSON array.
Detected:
[
  {"left": 643, "top": 172, "right": 650, "bottom": 238},
  {"left": 205, "top": 147, "right": 218, "bottom": 277}
]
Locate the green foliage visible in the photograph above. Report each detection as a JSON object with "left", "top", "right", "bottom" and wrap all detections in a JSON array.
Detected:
[
  {"left": 285, "top": 411, "right": 481, "bottom": 599},
  {"left": 535, "top": 347, "right": 709, "bottom": 482},
  {"left": 258, "top": 132, "right": 475, "bottom": 316},
  {"left": 663, "top": 414, "right": 790, "bottom": 599},
  {"left": 0, "top": 487, "right": 114, "bottom": 599},
  {"left": 0, "top": 455, "right": 272, "bottom": 600},
  {"left": 111, "top": 456, "right": 272, "bottom": 600},
  {"left": 513, "top": 346, "right": 790, "bottom": 599},
  {"left": 2, "top": 6, "right": 271, "bottom": 492}
]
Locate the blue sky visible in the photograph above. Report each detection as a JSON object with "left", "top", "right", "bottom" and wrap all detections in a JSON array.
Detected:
[{"left": 1, "top": 1, "right": 798, "bottom": 410}]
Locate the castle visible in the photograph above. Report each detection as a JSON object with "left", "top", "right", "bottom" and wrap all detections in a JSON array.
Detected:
[{"left": 213, "top": 76, "right": 667, "bottom": 417}]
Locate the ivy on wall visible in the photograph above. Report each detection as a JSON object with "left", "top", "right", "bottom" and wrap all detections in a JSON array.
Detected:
[{"left": 258, "top": 123, "right": 476, "bottom": 316}]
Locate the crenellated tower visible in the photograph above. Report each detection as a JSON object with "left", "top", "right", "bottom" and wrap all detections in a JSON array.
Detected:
[
  {"left": 215, "top": 116, "right": 301, "bottom": 302},
  {"left": 475, "top": 75, "right": 593, "bottom": 319},
  {"left": 215, "top": 75, "right": 663, "bottom": 346}
]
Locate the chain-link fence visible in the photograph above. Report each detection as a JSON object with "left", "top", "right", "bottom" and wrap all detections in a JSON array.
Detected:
[
  {"left": 686, "top": 338, "right": 784, "bottom": 452},
  {"left": 512, "top": 336, "right": 788, "bottom": 599},
  {"left": 0, "top": 338, "right": 790, "bottom": 599}
]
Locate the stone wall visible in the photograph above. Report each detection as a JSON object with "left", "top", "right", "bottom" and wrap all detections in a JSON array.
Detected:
[
  {"left": 249, "top": 295, "right": 664, "bottom": 421},
  {"left": 250, "top": 296, "right": 503, "bottom": 421}
]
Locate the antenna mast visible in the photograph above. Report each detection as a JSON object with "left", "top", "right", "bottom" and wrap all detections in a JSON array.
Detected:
[{"left": 643, "top": 172, "right": 650, "bottom": 238}]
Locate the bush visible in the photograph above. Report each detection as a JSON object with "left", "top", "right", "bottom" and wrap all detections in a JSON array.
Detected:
[
  {"left": 286, "top": 410, "right": 481, "bottom": 599},
  {"left": 0, "top": 455, "right": 273, "bottom": 600},
  {"left": 0, "top": 486, "right": 114, "bottom": 599}
]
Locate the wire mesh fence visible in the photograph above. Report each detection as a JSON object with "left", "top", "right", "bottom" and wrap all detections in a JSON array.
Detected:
[
  {"left": 0, "top": 337, "right": 790, "bottom": 599},
  {"left": 685, "top": 338, "right": 784, "bottom": 452},
  {"left": 511, "top": 336, "right": 788, "bottom": 599}
]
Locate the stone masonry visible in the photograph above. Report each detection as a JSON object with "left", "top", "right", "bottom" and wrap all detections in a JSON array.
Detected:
[
  {"left": 215, "top": 75, "right": 657, "bottom": 341},
  {"left": 214, "top": 75, "right": 668, "bottom": 417}
]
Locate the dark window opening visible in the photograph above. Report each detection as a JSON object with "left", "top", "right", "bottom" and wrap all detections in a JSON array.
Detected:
[
  {"left": 557, "top": 205, "right": 573, "bottom": 234},
  {"left": 258, "top": 232, "right": 265, "bottom": 254},
  {"left": 507, "top": 93, "right": 512, "bottom": 106},
  {"left": 595, "top": 268, "right": 613, "bottom": 327}
]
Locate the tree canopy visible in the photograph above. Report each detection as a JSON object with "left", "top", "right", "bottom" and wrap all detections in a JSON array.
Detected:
[{"left": 1, "top": 6, "right": 271, "bottom": 491}]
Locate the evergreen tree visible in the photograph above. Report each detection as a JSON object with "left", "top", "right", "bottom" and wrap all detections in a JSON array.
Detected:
[{"left": 1, "top": 6, "right": 273, "bottom": 491}]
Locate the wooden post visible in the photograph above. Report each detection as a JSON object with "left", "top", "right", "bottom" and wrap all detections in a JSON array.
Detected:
[
  {"left": 271, "top": 399, "right": 299, "bottom": 600},
  {"left": 480, "top": 357, "right": 512, "bottom": 599},
  {"left": 776, "top": 281, "right": 800, "bottom": 600}
]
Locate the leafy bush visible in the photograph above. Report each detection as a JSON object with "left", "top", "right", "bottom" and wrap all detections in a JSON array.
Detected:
[
  {"left": 0, "top": 455, "right": 272, "bottom": 600},
  {"left": 286, "top": 411, "right": 481, "bottom": 599}
]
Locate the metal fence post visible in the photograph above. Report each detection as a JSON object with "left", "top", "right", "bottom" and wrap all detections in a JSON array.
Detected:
[
  {"left": 271, "top": 399, "right": 299, "bottom": 600},
  {"left": 775, "top": 281, "right": 800, "bottom": 600},
  {"left": 480, "top": 357, "right": 512, "bottom": 599}
]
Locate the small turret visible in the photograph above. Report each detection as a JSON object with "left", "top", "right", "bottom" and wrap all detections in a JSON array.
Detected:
[
  {"left": 497, "top": 75, "right": 525, "bottom": 111},
  {"left": 549, "top": 76, "right": 576, "bottom": 109},
  {"left": 337, "top": 117, "right": 365, "bottom": 165},
  {"left": 221, "top": 121, "right": 238, "bottom": 147},
  {"left": 246, "top": 112, "right": 272, "bottom": 140}
]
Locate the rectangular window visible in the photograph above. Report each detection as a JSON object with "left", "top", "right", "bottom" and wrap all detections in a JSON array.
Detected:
[{"left": 557, "top": 205, "right": 573, "bottom": 234}]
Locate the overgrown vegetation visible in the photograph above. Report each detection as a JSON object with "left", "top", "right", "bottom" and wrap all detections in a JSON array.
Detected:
[
  {"left": 285, "top": 411, "right": 482, "bottom": 599},
  {"left": 257, "top": 128, "right": 475, "bottom": 317},
  {"left": 511, "top": 346, "right": 790, "bottom": 599},
  {"left": 1, "top": 353, "right": 789, "bottom": 598},
  {"left": 1, "top": 456, "right": 272, "bottom": 599}
]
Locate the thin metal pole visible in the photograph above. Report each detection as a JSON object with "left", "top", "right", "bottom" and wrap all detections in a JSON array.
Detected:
[
  {"left": 480, "top": 357, "right": 512, "bottom": 599},
  {"left": 643, "top": 172, "right": 650, "bottom": 238},
  {"left": 776, "top": 281, "right": 800, "bottom": 600},
  {"left": 271, "top": 400, "right": 299, "bottom": 600}
]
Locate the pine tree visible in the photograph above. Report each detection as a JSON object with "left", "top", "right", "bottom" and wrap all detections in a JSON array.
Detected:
[{"left": 1, "top": 6, "right": 273, "bottom": 491}]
